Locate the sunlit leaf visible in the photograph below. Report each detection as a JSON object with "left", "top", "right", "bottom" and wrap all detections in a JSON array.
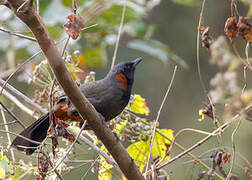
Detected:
[
  {"left": 98, "top": 156, "right": 113, "bottom": 180},
  {"left": 127, "top": 40, "right": 188, "bottom": 68},
  {"left": 114, "top": 120, "right": 128, "bottom": 136},
  {"left": 0, "top": 167, "right": 5, "bottom": 179},
  {"left": 126, "top": 141, "right": 148, "bottom": 172},
  {"left": 126, "top": 129, "right": 173, "bottom": 172},
  {"left": 130, "top": 94, "right": 150, "bottom": 115}
]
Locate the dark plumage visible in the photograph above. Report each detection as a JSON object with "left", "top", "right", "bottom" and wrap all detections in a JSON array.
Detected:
[{"left": 11, "top": 57, "right": 142, "bottom": 155}]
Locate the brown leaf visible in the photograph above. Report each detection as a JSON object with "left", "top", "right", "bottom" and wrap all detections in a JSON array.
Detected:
[
  {"left": 237, "top": 16, "right": 252, "bottom": 42},
  {"left": 224, "top": 17, "right": 237, "bottom": 43},
  {"left": 64, "top": 14, "right": 85, "bottom": 40}
]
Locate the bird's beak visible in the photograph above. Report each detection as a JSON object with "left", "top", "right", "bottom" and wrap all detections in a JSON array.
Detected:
[{"left": 132, "top": 57, "right": 143, "bottom": 68}]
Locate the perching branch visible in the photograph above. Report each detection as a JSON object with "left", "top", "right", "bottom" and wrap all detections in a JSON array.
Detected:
[{"left": 3, "top": 1, "right": 143, "bottom": 179}]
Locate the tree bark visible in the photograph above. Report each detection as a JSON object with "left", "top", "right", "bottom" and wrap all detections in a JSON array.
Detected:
[{"left": 4, "top": 1, "right": 144, "bottom": 179}]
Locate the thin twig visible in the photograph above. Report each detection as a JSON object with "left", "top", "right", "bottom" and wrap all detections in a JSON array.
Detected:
[
  {"left": 156, "top": 102, "right": 252, "bottom": 171},
  {"left": 196, "top": 0, "right": 220, "bottom": 144},
  {"left": 81, "top": 156, "right": 99, "bottom": 180},
  {"left": 0, "top": 120, "right": 17, "bottom": 126},
  {"left": 0, "top": 50, "right": 41, "bottom": 96},
  {"left": 110, "top": 0, "right": 127, "bottom": 69},
  {"left": 231, "top": 43, "right": 252, "bottom": 70},
  {"left": 242, "top": 65, "right": 248, "bottom": 94},
  {"left": 0, "top": 86, "right": 36, "bottom": 117},
  {"left": 41, "top": 151, "right": 64, "bottom": 180},
  {"left": 155, "top": 130, "right": 224, "bottom": 180},
  {"left": 1, "top": 110, "right": 15, "bottom": 161},
  {"left": 196, "top": 0, "right": 207, "bottom": 94},
  {"left": 47, "top": 121, "right": 87, "bottom": 175},
  {"left": 36, "top": 0, "right": 39, "bottom": 14},
  {"left": 66, "top": 126, "right": 120, "bottom": 172},
  {"left": 0, "top": 101, "right": 26, "bottom": 128},
  {"left": 226, "top": 119, "right": 241, "bottom": 180},
  {"left": 0, "top": 68, "right": 16, "bottom": 79},
  {"left": 0, "top": 129, "right": 51, "bottom": 146},
  {"left": 157, "top": 128, "right": 218, "bottom": 166},
  {"left": 0, "top": 27, "right": 36, "bottom": 42},
  {"left": 144, "top": 65, "right": 178, "bottom": 177},
  {"left": 0, "top": 79, "right": 47, "bottom": 114}
]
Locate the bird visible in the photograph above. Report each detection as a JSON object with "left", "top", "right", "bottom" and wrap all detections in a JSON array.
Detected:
[{"left": 11, "top": 57, "right": 142, "bottom": 155}]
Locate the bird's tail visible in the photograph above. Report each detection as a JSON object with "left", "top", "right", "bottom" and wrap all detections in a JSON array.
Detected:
[{"left": 11, "top": 113, "right": 50, "bottom": 155}]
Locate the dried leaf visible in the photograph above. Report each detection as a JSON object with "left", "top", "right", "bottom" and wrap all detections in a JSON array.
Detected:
[{"left": 64, "top": 14, "right": 84, "bottom": 39}]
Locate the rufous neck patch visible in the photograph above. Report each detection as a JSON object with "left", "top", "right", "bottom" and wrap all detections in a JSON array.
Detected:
[{"left": 116, "top": 72, "right": 128, "bottom": 91}]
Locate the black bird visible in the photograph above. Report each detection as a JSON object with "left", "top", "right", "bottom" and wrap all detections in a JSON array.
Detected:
[{"left": 11, "top": 57, "right": 142, "bottom": 155}]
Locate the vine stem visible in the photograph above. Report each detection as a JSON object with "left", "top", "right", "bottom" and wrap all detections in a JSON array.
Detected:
[{"left": 144, "top": 65, "right": 178, "bottom": 178}]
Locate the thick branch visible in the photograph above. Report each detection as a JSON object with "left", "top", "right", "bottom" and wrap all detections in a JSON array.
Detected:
[{"left": 5, "top": 1, "right": 143, "bottom": 179}]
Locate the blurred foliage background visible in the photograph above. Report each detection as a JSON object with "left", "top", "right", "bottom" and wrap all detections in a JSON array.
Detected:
[{"left": 0, "top": 0, "right": 252, "bottom": 179}]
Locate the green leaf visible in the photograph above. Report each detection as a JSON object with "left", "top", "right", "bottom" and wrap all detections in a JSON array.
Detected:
[
  {"left": 61, "top": 0, "right": 87, "bottom": 8},
  {"left": 97, "top": 5, "right": 140, "bottom": 26},
  {"left": 128, "top": 40, "right": 188, "bottom": 68},
  {"left": 83, "top": 46, "right": 107, "bottom": 67},
  {"left": 171, "top": 0, "right": 201, "bottom": 6}
]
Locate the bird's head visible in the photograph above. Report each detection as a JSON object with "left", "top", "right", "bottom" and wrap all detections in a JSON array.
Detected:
[{"left": 108, "top": 57, "right": 142, "bottom": 91}]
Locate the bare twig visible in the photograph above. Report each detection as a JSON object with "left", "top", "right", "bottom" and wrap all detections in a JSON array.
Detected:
[
  {"left": 231, "top": 43, "right": 252, "bottom": 70},
  {"left": 196, "top": 0, "right": 207, "bottom": 94},
  {"left": 0, "top": 101, "right": 26, "bottom": 128},
  {"left": 157, "top": 102, "right": 252, "bottom": 171},
  {"left": 226, "top": 119, "right": 241, "bottom": 180},
  {"left": 0, "top": 79, "right": 47, "bottom": 114},
  {"left": 0, "top": 129, "right": 51, "bottom": 146},
  {"left": 0, "top": 68, "right": 16, "bottom": 79},
  {"left": 111, "top": 0, "right": 127, "bottom": 69},
  {"left": 81, "top": 156, "right": 99, "bottom": 180},
  {"left": 40, "top": 151, "right": 64, "bottom": 180},
  {"left": 0, "top": 50, "right": 42, "bottom": 97},
  {"left": 144, "top": 65, "right": 178, "bottom": 177},
  {"left": 0, "top": 86, "right": 36, "bottom": 117},
  {"left": 0, "top": 120, "right": 17, "bottom": 126},
  {"left": 0, "top": 27, "right": 36, "bottom": 42},
  {"left": 66, "top": 126, "right": 121, "bottom": 172},
  {"left": 158, "top": 128, "right": 218, "bottom": 167},
  {"left": 36, "top": 0, "right": 39, "bottom": 14},
  {"left": 1, "top": 110, "right": 15, "bottom": 161},
  {"left": 155, "top": 130, "right": 224, "bottom": 180},
  {"left": 196, "top": 0, "right": 219, "bottom": 143},
  {"left": 47, "top": 121, "right": 87, "bottom": 175}
]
